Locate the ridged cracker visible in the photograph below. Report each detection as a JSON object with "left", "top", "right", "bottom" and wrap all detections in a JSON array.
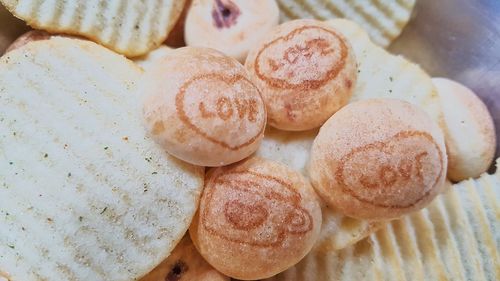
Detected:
[
  {"left": 266, "top": 165, "right": 499, "bottom": 280},
  {"left": 0, "top": 0, "right": 186, "bottom": 56},
  {"left": 0, "top": 37, "right": 204, "bottom": 281},
  {"left": 277, "top": 0, "right": 416, "bottom": 47}
]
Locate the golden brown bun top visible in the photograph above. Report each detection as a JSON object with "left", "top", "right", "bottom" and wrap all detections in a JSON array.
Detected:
[
  {"left": 310, "top": 99, "right": 447, "bottom": 219},
  {"left": 191, "top": 156, "right": 322, "bottom": 279},
  {"left": 142, "top": 47, "right": 266, "bottom": 166},
  {"left": 200, "top": 156, "right": 320, "bottom": 247},
  {"left": 145, "top": 47, "right": 266, "bottom": 148},
  {"left": 245, "top": 19, "right": 357, "bottom": 131},
  {"left": 247, "top": 19, "right": 354, "bottom": 91}
]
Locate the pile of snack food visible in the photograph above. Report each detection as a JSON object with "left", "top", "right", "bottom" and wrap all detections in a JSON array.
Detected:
[{"left": 0, "top": 1, "right": 498, "bottom": 281}]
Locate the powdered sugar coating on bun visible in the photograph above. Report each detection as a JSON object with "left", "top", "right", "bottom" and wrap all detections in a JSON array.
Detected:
[
  {"left": 190, "top": 157, "right": 322, "bottom": 280},
  {"left": 185, "top": 0, "right": 279, "bottom": 62},
  {"left": 309, "top": 99, "right": 447, "bottom": 220},
  {"left": 142, "top": 47, "right": 266, "bottom": 167},
  {"left": 245, "top": 19, "right": 357, "bottom": 131}
]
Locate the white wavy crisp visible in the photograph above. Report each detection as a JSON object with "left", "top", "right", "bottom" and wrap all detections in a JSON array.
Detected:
[{"left": 0, "top": 37, "right": 204, "bottom": 281}]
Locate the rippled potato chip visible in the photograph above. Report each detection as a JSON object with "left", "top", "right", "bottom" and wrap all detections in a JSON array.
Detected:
[
  {"left": 0, "top": 37, "right": 204, "bottom": 281},
  {"left": 0, "top": 0, "right": 186, "bottom": 56},
  {"left": 277, "top": 0, "right": 416, "bottom": 47},
  {"left": 266, "top": 168, "right": 499, "bottom": 280}
]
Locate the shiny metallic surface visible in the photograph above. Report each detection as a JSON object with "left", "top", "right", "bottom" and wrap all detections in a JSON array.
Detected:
[{"left": 390, "top": 0, "right": 500, "bottom": 157}]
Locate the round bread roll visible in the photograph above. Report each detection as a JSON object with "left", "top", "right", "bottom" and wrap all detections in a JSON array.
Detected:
[
  {"left": 6, "top": 30, "right": 52, "bottom": 53},
  {"left": 245, "top": 19, "right": 357, "bottom": 131},
  {"left": 309, "top": 99, "right": 447, "bottom": 220},
  {"left": 185, "top": 0, "right": 279, "bottom": 62},
  {"left": 142, "top": 47, "right": 266, "bottom": 167},
  {"left": 432, "top": 78, "right": 496, "bottom": 181},
  {"left": 190, "top": 156, "right": 322, "bottom": 280},
  {"left": 141, "top": 235, "right": 229, "bottom": 281}
]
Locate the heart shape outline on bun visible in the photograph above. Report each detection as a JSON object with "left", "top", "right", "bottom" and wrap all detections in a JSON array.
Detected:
[
  {"left": 175, "top": 73, "right": 266, "bottom": 150},
  {"left": 254, "top": 25, "right": 348, "bottom": 90},
  {"left": 202, "top": 170, "right": 313, "bottom": 247},
  {"left": 336, "top": 130, "right": 444, "bottom": 208}
]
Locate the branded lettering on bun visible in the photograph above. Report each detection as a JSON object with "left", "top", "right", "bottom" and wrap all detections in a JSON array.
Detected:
[
  {"left": 189, "top": 157, "right": 322, "bottom": 280},
  {"left": 309, "top": 99, "right": 447, "bottom": 220},
  {"left": 142, "top": 47, "right": 266, "bottom": 167},
  {"left": 245, "top": 19, "right": 357, "bottom": 131}
]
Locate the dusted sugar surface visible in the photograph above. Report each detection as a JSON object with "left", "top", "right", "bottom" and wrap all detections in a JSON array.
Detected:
[
  {"left": 142, "top": 47, "right": 266, "bottom": 167},
  {"left": 190, "top": 157, "right": 322, "bottom": 280},
  {"left": 185, "top": 0, "right": 279, "bottom": 62},
  {"left": 246, "top": 19, "right": 357, "bottom": 131},
  {"left": 310, "top": 99, "right": 447, "bottom": 220}
]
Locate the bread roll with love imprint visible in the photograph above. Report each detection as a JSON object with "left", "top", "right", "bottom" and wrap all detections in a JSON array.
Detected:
[
  {"left": 185, "top": 0, "right": 279, "bottom": 62},
  {"left": 310, "top": 99, "right": 447, "bottom": 220},
  {"left": 245, "top": 19, "right": 357, "bottom": 131},
  {"left": 142, "top": 47, "right": 266, "bottom": 167},
  {"left": 190, "top": 157, "right": 322, "bottom": 280}
]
